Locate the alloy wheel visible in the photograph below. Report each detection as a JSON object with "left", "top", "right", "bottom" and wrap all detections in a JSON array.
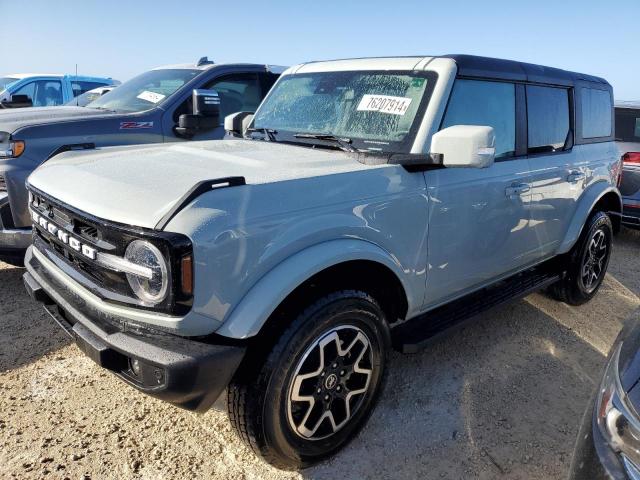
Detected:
[
  {"left": 581, "top": 228, "right": 608, "bottom": 293},
  {"left": 286, "top": 325, "right": 374, "bottom": 441}
]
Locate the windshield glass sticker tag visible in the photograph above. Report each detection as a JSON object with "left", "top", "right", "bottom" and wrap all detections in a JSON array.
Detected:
[
  {"left": 357, "top": 94, "right": 412, "bottom": 116},
  {"left": 136, "top": 90, "right": 166, "bottom": 103},
  {"left": 120, "top": 121, "right": 154, "bottom": 129}
]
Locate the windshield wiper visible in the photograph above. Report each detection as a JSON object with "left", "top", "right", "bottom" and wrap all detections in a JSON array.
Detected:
[
  {"left": 246, "top": 127, "right": 277, "bottom": 142},
  {"left": 293, "top": 133, "right": 357, "bottom": 152}
]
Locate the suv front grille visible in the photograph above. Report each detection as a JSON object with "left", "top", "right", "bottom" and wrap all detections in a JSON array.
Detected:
[{"left": 27, "top": 186, "right": 194, "bottom": 316}]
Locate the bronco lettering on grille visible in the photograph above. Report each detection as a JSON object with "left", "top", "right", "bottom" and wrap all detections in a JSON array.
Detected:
[{"left": 31, "top": 210, "right": 97, "bottom": 260}]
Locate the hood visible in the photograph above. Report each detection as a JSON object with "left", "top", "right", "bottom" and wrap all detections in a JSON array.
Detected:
[
  {"left": 0, "top": 106, "right": 113, "bottom": 134},
  {"left": 28, "top": 140, "right": 378, "bottom": 229}
]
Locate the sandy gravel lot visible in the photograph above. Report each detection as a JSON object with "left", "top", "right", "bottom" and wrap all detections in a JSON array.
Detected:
[{"left": 1, "top": 228, "right": 639, "bottom": 480}]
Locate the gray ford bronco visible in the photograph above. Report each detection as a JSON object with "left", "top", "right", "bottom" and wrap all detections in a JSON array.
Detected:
[
  {"left": 23, "top": 55, "right": 622, "bottom": 469},
  {"left": 0, "top": 57, "right": 282, "bottom": 265}
]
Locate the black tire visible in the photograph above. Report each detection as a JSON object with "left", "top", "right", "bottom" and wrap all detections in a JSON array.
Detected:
[
  {"left": 550, "top": 211, "right": 613, "bottom": 305},
  {"left": 227, "top": 290, "right": 391, "bottom": 470}
]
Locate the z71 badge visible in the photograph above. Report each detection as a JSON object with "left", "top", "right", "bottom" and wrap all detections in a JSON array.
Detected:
[{"left": 120, "top": 121, "right": 154, "bottom": 130}]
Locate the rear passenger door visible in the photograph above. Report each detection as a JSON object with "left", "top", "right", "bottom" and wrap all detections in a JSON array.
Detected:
[
  {"left": 423, "top": 79, "right": 535, "bottom": 307},
  {"left": 525, "top": 85, "right": 580, "bottom": 258}
]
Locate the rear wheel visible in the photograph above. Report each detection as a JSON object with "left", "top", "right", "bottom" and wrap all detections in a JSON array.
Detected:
[
  {"left": 227, "top": 290, "right": 390, "bottom": 470},
  {"left": 550, "top": 211, "right": 613, "bottom": 305}
]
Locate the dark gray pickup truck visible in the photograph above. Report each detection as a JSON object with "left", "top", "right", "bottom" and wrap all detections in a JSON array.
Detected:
[{"left": 0, "top": 57, "right": 283, "bottom": 265}]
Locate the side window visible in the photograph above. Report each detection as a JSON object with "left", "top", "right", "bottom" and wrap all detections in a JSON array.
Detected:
[
  {"left": 615, "top": 109, "right": 640, "bottom": 142},
  {"left": 172, "top": 73, "right": 263, "bottom": 124},
  {"left": 526, "top": 85, "right": 570, "bottom": 153},
  {"left": 581, "top": 88, "right": 612, "bottom": 139},
  {"left": 442, "top": 79, "right": 516, "bottom": 159},
  {"left": 207, "top": 73, "right": 262, "bottom": 124},
  {"left": 13, "top": 82, "right": 36, "bottom": 100},
  {"left": 71, "top": 81, "right": 109, "bottom": 97},
  {"left": 20, "top": 80, "right": 64, "bottom": 107}
]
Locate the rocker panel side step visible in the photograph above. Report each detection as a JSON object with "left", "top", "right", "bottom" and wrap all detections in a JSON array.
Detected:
[{"left": 392, "top": 267, "right": 562, "bottom": 354}]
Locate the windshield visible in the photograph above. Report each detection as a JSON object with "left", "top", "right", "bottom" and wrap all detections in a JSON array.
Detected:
[
  {"left": 253, "top": 70, "right": 435, "bottom": 153},
  {"left": 65, "top": 87, "right": 114, "bottom": 107},
  {"left": 87, "top": 69, "right": 200, "bottom": 113},
  {"left": 0, "top": 77, "right": 19, "bottom": 91}
]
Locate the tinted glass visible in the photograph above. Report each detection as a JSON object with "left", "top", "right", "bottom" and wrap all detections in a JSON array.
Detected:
[
  {"left": 615, "top": 108, "right": 640, "bottom": 142},
  {"left": 581, "top": 88, "right": 612, "bottom": 138},
  {"left": 14, "top": 80, "right": 63, "bottom": 106},
  {"left": 442, "top": 79, "right": 515, "bottom": 159},
  {"left": 208, "top": 74, "right": 262, "bottom": 125},
  {"left": 36, "top": 80, "right": 63, "bottom": 106},
  {"left": 13, "top": 81, "right": 35, "bottom": 99},
  {"left": 71, "top": 80, "right": 110, "bottom": 97},
  {"left": 87, "top": 69, "right": 200, "bottom": 113},
  {"left": 254, "top": 71, "right": 433, "bottom": 153},
  {"left": 527, "top": 85, "right": 570, "bottom": 152}
]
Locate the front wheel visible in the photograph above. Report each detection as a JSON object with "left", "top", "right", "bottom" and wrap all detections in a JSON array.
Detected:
[
  {"left": 227, "top": 291, "right": 390, "bottom": 470},
  {"left": 550, "top": 211, "right": 613, "bottom": 305}
]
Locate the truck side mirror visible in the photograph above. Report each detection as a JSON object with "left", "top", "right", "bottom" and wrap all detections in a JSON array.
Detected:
[
  {"left": 431, "top": 125, "right": 496, "bottom": 168},
  {"left": 224, "top": 112, "right": 254, "bottom": 138},
  {"left": 0, "top": 94, "right": 33, "bottom": 109},
  {"left": 175, "top": 89, "right": 221, "bottom": 139}
]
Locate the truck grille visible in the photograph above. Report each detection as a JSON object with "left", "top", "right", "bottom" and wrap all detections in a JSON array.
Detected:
[
  {"left": 26, "top": 185, "right": 194, "bottom": 316},
  {"left": 0, "top": 175, "right": 6, "bottom": 192}
]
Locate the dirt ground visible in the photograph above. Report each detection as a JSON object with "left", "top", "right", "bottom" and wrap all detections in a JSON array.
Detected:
[{"left": 1, "top": 229, "right": 639, "bottom": 480}]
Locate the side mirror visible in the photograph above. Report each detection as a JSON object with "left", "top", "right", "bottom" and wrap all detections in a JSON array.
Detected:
[
  {"left": 224, "top": 112, "right": 254, "bottom": 138},
  {"left": 1, "top": 94, "right": 33, "bottom": 109},
  {"left": 431, "top": 125, "right": 496, "bottom": 168},
  {"left": 175, "top": 89, "right": 220, "bottom": 139}
]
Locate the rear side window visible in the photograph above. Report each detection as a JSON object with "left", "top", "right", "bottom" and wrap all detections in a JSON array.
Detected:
[
  {"left": 442, "top": 79, "right": 516, "bottom": 159},
  {"left": 71, "top": 80, "right": 110, "bottom": 97},
  {"left": 581, "top": 88, "right": 612, "bottom": 138},
  {"left": 526, "top": 85, "right": 570, "bottom": 153},
  {"left": 615, "top": 108, "right": 640, "bottom": 142}
]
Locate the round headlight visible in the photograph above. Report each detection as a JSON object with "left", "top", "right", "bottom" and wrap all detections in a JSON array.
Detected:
[{"left": 124, "top": 240, "right": 169, "bottom": 304}]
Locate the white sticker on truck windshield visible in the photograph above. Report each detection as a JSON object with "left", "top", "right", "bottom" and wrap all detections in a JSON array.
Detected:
[
  {"left": 357, "top": 94, "right": 412, "bottom": 115},
  {"left": 136, "top": 91, "right": 166, "bottom": 103}
]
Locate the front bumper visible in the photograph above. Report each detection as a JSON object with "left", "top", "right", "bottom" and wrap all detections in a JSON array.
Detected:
[
  {"left": 622, "top": 199, "right": 640, "bottom": 229},
  {"left": 23, "top": 246, "right": 246, "bottom": 412},
  {"left": 0, "top": 192, "right": 31, "bottom": 258}
]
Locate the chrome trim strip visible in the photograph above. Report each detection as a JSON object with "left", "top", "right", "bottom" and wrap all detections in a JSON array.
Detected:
[{"left": 95, "top": 252, "right": 153, "bottom": 280}]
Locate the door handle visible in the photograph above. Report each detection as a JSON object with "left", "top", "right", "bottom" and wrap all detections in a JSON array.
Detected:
[
  {"left": 567, "top": 171, "right": 585, "bottom": 183},
  {"left": 505, "top": 183, "right": 531, "bottom": 198}
]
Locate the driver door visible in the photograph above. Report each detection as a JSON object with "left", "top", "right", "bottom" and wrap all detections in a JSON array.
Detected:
[
  {"left": 163, "top": 72, "right": 269, "bottom": 141},
  {"left": 423, "top": 79, "right": 536, "bottom": 308}
]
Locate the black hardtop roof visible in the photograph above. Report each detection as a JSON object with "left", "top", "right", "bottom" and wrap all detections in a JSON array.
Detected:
[{"left": 442, "top": 54, "right": 610, "bottom": 87}]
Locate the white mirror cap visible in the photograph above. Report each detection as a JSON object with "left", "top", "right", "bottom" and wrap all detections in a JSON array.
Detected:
[
  {"left": 224, "top": 111, "right": 255, "bottom": 134},
  {"left": 431, "top": 125, "right": 496, "bottom": 168}
]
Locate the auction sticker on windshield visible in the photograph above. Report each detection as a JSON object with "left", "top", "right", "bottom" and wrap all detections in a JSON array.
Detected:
[
  {"left": 137, "top": 91, "right": 166, "bottom": 103},
  {"left": 357, "top": 94, "right": 412, "bottom": 115}
]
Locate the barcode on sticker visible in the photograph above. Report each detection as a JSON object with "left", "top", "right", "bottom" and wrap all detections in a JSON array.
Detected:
[{"left": 357, "top": 94, "right": 412, "bottom": 115}]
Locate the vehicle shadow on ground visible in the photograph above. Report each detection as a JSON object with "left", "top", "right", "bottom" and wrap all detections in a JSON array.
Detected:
[
  {"left": 0, "top": 263, "right": 71, "bottom": 372},
  {"left": 304, "top": 296, "right": 628, "bottom": 480}
]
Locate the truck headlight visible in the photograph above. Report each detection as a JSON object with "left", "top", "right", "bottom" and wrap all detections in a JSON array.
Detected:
[
  {"left": 124, "top": 240, "right": 169, "bottom": 304},
  {"left": 596, "top": 342, "right": 640, "bottom": 474},
  {"left": 0, "top": 140, "right": 25, "bottom": 158}
]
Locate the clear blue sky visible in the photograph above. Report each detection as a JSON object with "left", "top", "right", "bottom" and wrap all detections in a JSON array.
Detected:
[{"left": 1, "top": 0, "right": 637, "bottom": 100}]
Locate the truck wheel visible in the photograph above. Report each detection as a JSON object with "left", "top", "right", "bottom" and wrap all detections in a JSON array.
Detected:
[
  {"left": 550, "top": 211, "right": 613, "bottom": 305},
  {"left": 227, "top": 290, "right": 390, "bottom": 470}
]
